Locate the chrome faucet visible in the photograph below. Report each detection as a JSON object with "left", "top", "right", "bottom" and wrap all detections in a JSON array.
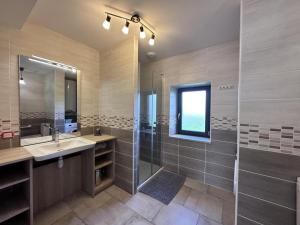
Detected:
[
  {"left": 53, "top": 128, "right": 60, "bottom": 144},
  {"left": 43, "top": 124, "right": 60, "bottom": 143}
]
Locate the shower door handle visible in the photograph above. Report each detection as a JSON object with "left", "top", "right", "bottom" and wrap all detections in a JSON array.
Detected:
[{"left": 177, "top": 113, "right": 181, "bottom": 120}]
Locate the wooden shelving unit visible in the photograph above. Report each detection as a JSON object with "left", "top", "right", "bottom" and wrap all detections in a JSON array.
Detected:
[
  {"left": 93, "top": 140, "right": 115, "bottom": 195},
  {"left": 0, "top": 160, "right": 32, "bottom": 225}
]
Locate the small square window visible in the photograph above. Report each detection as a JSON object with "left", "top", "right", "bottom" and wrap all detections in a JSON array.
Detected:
[{"left": 177, "top": 85, "right": 211, "bottom": 138}]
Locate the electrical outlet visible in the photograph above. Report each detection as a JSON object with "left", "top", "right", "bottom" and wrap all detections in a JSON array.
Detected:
[{"left": 218, "top": 85, "right": 234, "bottom": 90}]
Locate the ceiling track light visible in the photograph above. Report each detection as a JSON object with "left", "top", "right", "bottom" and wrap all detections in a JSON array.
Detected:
[
  {"left": 19, "top": 67, "right": 25, "bottom": 85},
  {"left": 139, "top": 26, "right": 146, "bottom": 39},
  {"left": 149, "top": 34, "right": 155, "bottom": 46},
  {"left": 102, "top": 11, "right": 156, "bottom": 46},
  {"left": 122, "top": 20, "right": 130, "bottom": 35},
  {"left": 102, "top": 15, "right": 111, "bottom": 30}
]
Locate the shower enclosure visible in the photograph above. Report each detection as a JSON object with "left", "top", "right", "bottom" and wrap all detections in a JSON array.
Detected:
[{"left": 138, "top": 70, "right": 163, "bottom": 186}]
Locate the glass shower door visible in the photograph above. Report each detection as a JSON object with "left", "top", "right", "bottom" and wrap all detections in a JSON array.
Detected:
[{"left": 138, "top": 72, "right": 163, "bottom": 186}]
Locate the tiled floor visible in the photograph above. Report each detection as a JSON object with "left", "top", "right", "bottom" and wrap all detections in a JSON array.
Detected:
[{"left": 34, "top": 178, "right": 235, "bottom": 225}]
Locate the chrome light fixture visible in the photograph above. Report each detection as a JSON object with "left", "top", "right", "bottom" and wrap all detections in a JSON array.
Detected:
[
  {"left": 102, "top": 11, "right": 156, "bottom": 46},
  {"left": 102, "top": 15, "right": 111, "bottom": 30},
  {"left": 122, "top": 21, "right": 130, "bottom": 34},
  {"left": 19, "top": 67, "right": 25, "bottom": 85},
  {"left": 149, "top": 34, "right": 155, "bottom": 46},
  {"left": 139, "top": 26, "right": 146, "bottom": 39}
]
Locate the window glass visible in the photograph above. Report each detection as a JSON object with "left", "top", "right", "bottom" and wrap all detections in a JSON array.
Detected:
[
  {"left": 177, "top": 85, "right": 211, "bottom": 138},
  {"left": 147, "top": 94, "right": 157, "bottom": 127},
  {"left": 181, "top": 90, "right": 206, "bottom": 132}
]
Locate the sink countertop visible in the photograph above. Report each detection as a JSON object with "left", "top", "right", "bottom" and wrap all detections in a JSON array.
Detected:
[
  {"left": 0, "top": 147, "right": 33, "bottom": 166},
  {"left": 81, "top": 134, "right": 116, "bottom": 143},
  {"left": 24, "top": 137, "right": 95, "bottom": 161},
  {"left": 0, "top": 134, "right": 116, "bottom": 163}
]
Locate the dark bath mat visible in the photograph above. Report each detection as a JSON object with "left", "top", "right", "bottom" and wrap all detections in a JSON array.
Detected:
[{"left": 139, "top": 170, "right": 185, "bottom": 205}]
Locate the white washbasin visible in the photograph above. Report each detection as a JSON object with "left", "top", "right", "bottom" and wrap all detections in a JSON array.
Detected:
[{"left": 25, "top": 137, "right": 96, "bottom": 161}]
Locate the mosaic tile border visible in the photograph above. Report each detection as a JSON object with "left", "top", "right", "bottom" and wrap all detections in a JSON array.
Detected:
[
  {"left": 240, "top": 123, "right": 300, "bottom": 155},
  {"left": 99, "top": 114, "right": 133, "bottom": 130},
  {"left": 21, "top": 112, "right": 66, "bottom": 120},
  {"left": 211, "top": 116, "right": 237, "bottom": 131},
  {"left": 79, "top": 115, "right": 99, "bottom": 128},
  {"left": 20, "top": 112, "right": 53, "bottom": 119}
]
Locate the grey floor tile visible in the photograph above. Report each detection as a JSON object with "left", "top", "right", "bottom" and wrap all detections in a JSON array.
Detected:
[
  {"left": 197, "top": 214, "right": 222, "bottom": 225},
  {"left": 35, "top": 181, "right": 229, "bottom": 225},
  {"left": 125, "top": 214, "right": 154, "bottom": 225},
  {"left": 105, "top": 185, "right": 132, "bottom": 203},
  {"left": 84, "top": 198, "right": 136, "bottom": 225},
  {"left": 34, "top": 202, "right": 72, "bottom": 225},
  {"left": 195, "top": 193, "right": 223, "bottom": 223},
  {"left": 207, "top": 186, "right": 235, "bottom": 203},
  {"left": 184, "top": 177, "right": 208, "bottom": 193},
  {"left": 82, "top": 208, "right": 107, "bottom": 225},
  {"left": 66, "top": 191, "right": 112, "bottom": 219},
  {"left": 172, "top": 185, "right": 191, "bottom": 205},
  {"left": 222, "top": 200, "right": 235, "bottom": 225},
  {"left": 52, "top": 212, "right": 84, "bottom": 225},
  {"left": 184, "top": 189, "right": 203, "bottom": 210},
  {"left": 126, "top": 192, "right": 164, "bottom": 221},
  {"left": 153, "top": 203, "right": 199, "bottom": 225}
]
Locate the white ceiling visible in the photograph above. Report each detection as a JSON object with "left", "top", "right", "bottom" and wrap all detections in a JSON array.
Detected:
[
  {"left": 7, "top": 0, "right": 240, "bottom": 61},
  {"left": 0, "top": 0, "right": 36, "bottom": 28}
]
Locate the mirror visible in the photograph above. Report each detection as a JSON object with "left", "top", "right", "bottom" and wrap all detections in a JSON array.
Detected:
[{"left": 19, "top": 55, "right": 80, "bottom": 146}]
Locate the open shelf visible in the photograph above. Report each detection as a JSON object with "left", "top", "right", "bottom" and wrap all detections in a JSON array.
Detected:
[
  {"left": 95, "top": 141, "right": 114, "bottom": 152},
  {"left": 95, "top": 152, "right": 113, "bottom": 170},
  {"left": 0, "top": 186, "right": 30, "bottom": 224},
  {"left": 95, "top": 160, "right": 113, "bottom": 170},
  {"left": 0, "top": 162, "right": 29, "bottom": 191},
  {"left": 94, "top": 178, "right": 113, "bottom": 195},
  {"left": 0, "top": 173, "right": 29, "bottom": 191},
  {"left": 0, "top": 211, "right": 29, "bottom": 225},
  {"left": 95, "top": 149, "right": 113, "bottom": 158}
]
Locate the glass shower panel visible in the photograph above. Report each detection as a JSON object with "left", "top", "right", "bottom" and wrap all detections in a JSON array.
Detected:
[
  {"left": 151, "top": 73, "right": 163, "bottom": 175},
  {"left": 138, "top": 71, "right": 163, "bottom": 186}
]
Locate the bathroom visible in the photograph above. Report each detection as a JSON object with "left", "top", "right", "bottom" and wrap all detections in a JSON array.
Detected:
[{"left": 0, "top": 0, "right": 299, "bottom": 225}]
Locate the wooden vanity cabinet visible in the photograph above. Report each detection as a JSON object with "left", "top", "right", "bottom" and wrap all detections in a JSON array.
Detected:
[
  {"left": 32, "top": 135, "right": 116, "bottom": 214},
  {"left": 33, "top": 151, "right": 87, "bottom": 214}
]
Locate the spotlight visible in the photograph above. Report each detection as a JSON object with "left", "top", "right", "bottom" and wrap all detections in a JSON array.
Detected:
[
  {"left": 149, "top": 34, "right": 155, "bottom": 46},
  {"left": 102, "top": 15, "right": 111, "bottom": 30},
  {"left": 19, "top": 67, "right": 26, "bottom": 85},
  {"left": 140, "top": 26, "right": 146, "bottom": 39},
  {"left": 122, "top": 21, "right": 130, "bottom": 35},
  {"left": 19, "top": 77, "right": 26, "bottom": 85}
]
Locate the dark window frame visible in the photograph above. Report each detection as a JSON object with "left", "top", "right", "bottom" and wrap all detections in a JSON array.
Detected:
[{"left": 177, "top": 85, "right": 211, "bottom": 138}]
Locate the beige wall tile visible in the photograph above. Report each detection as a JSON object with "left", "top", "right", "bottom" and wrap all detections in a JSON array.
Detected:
[
  {"left": 141, "top": 40, "right": 239, "bottom": 120},
  {"left": 99, "top": 37, "right": 138, "bottom": 121}
]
